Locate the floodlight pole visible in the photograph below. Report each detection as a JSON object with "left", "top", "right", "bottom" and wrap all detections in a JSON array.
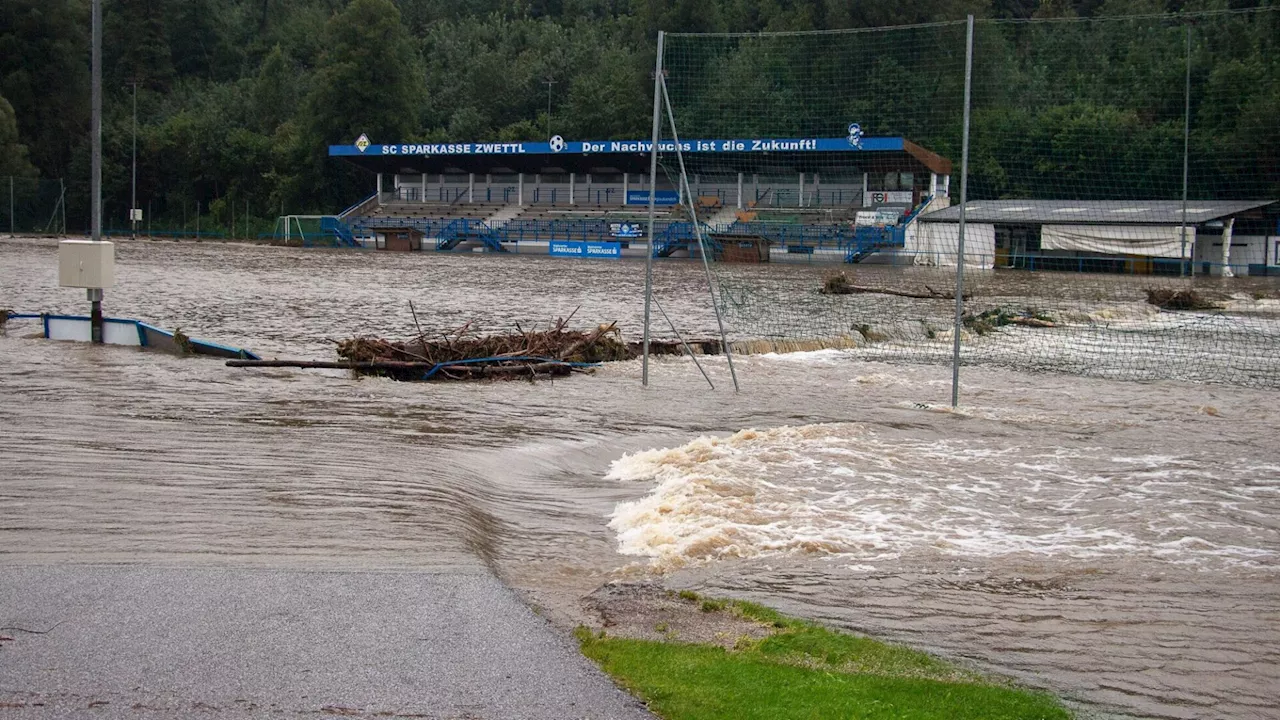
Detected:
[
  {"left": 1179, "top": 24, "right": 1192, "bottom": 276},
  {"left": 131, "top": 81, "right": 138, "bottom": 240},
  {"left": 950, "top": 14, "right": 974, "bottom": 409},
  {"left": 642, "top": 32, "right": 664, "bottom": 387}
]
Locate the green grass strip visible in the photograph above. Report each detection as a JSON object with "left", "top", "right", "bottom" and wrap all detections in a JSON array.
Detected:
[{"left": 576, "top": 598, "right": 1071, "bottom": 720}]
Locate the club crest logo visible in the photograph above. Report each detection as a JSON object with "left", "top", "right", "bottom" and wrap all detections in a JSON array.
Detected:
[
  {"left": 846, "top": 123, "right": 863, "bottom": 149},
  {"left": 355, "top": 133, "right": 371, "bottom": 153}
]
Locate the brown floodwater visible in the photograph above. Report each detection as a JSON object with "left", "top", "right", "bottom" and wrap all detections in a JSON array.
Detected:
[{"left": 2, "top": 237, "right": 1277, "bottom": 719}]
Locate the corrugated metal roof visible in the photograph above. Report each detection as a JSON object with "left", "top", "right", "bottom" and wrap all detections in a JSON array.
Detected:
[{"left": 918, "top": 199, "right": 1276, "bottom": 225}]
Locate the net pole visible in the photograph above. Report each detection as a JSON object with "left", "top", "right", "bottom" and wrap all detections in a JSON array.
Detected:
[
  {"left": 659, "top": 74, "right": 739, "bottom": 392},
  {"left": 1179, "top": 23, "right": 1191, "bottom": 276},
  {"left": 950, "top": 14, "right": 975, "bottom": 409},
  {"left": 642, "top": 31, "right": 664, "bottom": 388}
]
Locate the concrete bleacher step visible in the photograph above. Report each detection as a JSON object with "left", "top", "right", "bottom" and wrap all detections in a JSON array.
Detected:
[
  {"left": 705, "top": 205, "right": 741, "bottom": 227},
  {"left": 486, "top": 204, "right": 526, "bottom": 229}
]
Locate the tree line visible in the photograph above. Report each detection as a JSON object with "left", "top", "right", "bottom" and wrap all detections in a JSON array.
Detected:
[{"left": 0, "top": 0, "right": 1276, "bottom": 233}]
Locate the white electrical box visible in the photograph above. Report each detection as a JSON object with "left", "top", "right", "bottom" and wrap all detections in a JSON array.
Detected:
[{"left": 59, "top": 240, "right": 116, "bottom": 289}]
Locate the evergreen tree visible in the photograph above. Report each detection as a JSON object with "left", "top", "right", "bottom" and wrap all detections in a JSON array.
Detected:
[
  {"left": 104, "top": 0, "right": 174, "bottom": 90},
  {"left": 0, "top": 93, "right": 37, "bottom": 177}
]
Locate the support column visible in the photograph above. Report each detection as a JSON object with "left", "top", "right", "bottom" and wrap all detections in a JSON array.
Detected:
[
  {"left": 377, "top": 173, "right": 383, "bottom": 206},
  {"left": 586, "top": 174, "right": 592, "bottom": 205},
  {"left": 1221, "top": 217, "right": 1235, "bottom": 278},
  {"left": 930, "top": 172, "right": 938, "bottom": 199},
  {"left": 798, "top": 172, "right": 805, "bottom": 207},
  {"left": 421, "top": 172, "right": 426, "bottom": 204},
  {"left": 518, "top": 173, "right": 524, "bottom": 206},
  {"left": 623, "top": 173, "right": 629, "bottom": 203},
  {"left": 813, "top": 173, "right": 821, "bottom": 207},
  {"left": 569, "top": 173, "right": 576, "bottom": 206},
  {"left": 736, "top": 172, "right": 743, "bottom": 210},
  {"left": 468, "top": 173, "right": 474, "bottom": 203},
  {"left": 753, "top": 174, "right": 759, "bottom": 203}
]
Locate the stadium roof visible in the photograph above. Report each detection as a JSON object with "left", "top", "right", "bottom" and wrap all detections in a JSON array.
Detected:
[
  {"left": 919, "top": 199, "right": 1277, "bottom": 225},
  {"left": 329, "top": 136, "right": 952, "bottom": 176}
]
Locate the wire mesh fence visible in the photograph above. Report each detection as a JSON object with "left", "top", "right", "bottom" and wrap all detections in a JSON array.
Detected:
[
  {"left": 0, "top": 177, "right": 66, "bottom": 235},
  {"left": 650, "top": 8, "right": 1280, "bottom": 391}
]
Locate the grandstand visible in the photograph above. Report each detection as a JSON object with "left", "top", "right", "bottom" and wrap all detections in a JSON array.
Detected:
[{"left": 326, "top": 135, "right": 950, "bottom": 262}]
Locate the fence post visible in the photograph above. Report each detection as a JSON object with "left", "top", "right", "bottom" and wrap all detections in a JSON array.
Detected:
[
  {"left": 1179, "top": 23, "right": 1192, "bottom": 276},
  {"left": 8, "top": 176, "right": 12, "bottom": 236},
  {"left": 951, "top": 14, "right": 975, "bottom": 409}
]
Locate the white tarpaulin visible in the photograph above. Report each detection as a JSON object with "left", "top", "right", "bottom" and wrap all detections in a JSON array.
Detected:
[
  {"left": 910, "top": 222, "right": 995, "bottom": 268},
  {"left": 1040, "top": 224, "right": 1195, "bottom": 258}
]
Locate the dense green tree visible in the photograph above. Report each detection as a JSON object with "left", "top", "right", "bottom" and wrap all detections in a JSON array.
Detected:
[
  {"left": 2, "top": 0, "right": 1277, "bottom": 227},
  {"left": 0, "top": 0, "right": 89, "bottom": 178},
  {"left": 0, "top": 94, "right": 37, "bottom": 177},
  {"left": 302, "top": 0, "right": 424, "bottom": 204},
  {"left": 104, "top": 0, "right": 174, "bottom": 90},
  {"left": 253, "top": 45, "right": 298, "bottom": 132}
]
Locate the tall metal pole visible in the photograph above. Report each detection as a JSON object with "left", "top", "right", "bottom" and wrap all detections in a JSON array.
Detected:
[
  {"left": 91, "top": 0, "right": 102, "bottom": 244},
  {"left": 8, "top": 176, "right": 12, "bottom": 236},
  {"left": 1179, "top": 24, "right": 1192, "bottom": 276},
  {"left": 89, "top": 0, "right": 104, "bottom": 343},
  {"left": 543, "top": 78, "right": 556, "bottom": 139},
  {"left": 950, "top": 15, "right": 975, "bottom": 409},
  {"left": 131, "top": 81, "right": 137, "bottom": 240},
  {"left": 642, "top": 32, "right": 665, "bottom": 387},
  {"left": 660, "top": 75, "right": 739, "bottom": 392}
]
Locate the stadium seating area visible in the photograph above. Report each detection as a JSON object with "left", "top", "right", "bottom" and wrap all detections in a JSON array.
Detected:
[{"left": 339, "top": 185, "right": 932, "bottom": 262}]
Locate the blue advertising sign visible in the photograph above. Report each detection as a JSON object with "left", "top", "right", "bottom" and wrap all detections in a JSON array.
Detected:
[
  {"left": 626, "top": 190, "right": 679, "bottom": 206},
  {"left": 329, "top": 136, "right": 907, "bottom": 158},
  {"left": 549, "top": 241, "right": 621, "bottom": 259}
]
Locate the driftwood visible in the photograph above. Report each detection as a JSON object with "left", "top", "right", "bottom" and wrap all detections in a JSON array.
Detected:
[{"left": 820, "top": 273, "right": 968, "bottom": 300}]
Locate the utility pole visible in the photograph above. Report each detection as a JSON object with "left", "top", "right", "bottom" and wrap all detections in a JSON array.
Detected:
[
  {"left": 131, "top": 81, "right": 138, "bottom": 240},
  {"left": 543, "top": 77, "right": 556, "bottom": 139},
  {"left": 90, "top": 0, "right": 104, "bottom": 342}
]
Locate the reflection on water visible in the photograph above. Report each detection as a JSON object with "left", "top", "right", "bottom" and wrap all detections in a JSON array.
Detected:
[{"left": 2, "top": 238, "right": 1278, "bottom": 720}]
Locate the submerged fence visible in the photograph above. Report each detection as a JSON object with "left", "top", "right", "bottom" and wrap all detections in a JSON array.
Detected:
[{"left": 649, "top": 8, "right": 1280, "bottom": 393}]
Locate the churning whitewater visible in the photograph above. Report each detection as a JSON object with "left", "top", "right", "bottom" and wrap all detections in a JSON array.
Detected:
[{"left": 607, "top": 422, "right": 1278, "bottom": 571}]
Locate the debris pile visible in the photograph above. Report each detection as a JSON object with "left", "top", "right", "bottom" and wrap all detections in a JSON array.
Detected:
[
  {"left": 226, "top": 306, "right": 724, "bottom": 382},
  {"left": 1144, "top": 288, "right": 1222, "bottom": 311},
  {"left": 331, "top": 316, "right": 631, "bottom": 381}
]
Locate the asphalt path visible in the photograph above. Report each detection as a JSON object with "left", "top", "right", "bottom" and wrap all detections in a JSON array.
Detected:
[{"left": 0, "top": 565, "right": 653, "bottom": 719}]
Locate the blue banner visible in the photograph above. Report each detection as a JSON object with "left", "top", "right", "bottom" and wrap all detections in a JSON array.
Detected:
[
  {"left": 330, "top": 136, "right": 906, "bottom": 157},
  {"left": 625, "top": 190, "right": 679, "bottom": 206},
  {"left": 549, "top": 241, "right": 621, "bottom": 259}
]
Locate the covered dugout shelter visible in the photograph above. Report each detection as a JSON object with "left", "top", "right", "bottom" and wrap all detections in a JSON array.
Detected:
[
  {"left": 329, "top": 135, "right": 952, "bottom": 215},
  {"left": 914, "top": 199, "right": 1280, "bottom": 275}
]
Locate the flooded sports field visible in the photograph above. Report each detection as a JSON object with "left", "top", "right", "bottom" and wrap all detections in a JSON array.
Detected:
[{"left": 2, "top": 237, "right": 1278, "bottom": 719}]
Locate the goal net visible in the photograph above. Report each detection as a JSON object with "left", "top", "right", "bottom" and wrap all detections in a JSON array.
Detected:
[{"left": 651, "top": 8, "right": 1280, "bottom": 391}]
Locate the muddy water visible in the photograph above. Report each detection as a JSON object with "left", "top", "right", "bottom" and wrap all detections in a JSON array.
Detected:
[{"left": 2, "top": 237, "right": 1278, "bottom": 720}]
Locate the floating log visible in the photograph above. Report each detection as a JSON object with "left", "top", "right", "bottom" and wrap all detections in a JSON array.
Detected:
[{"left": 820, "top": 272, "right": 969, "bottom": 299}]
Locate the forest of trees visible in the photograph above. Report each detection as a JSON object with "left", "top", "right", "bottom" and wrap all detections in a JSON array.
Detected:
[{"left": 0, "top": 0, "right": 1276, "bottom": 232}]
